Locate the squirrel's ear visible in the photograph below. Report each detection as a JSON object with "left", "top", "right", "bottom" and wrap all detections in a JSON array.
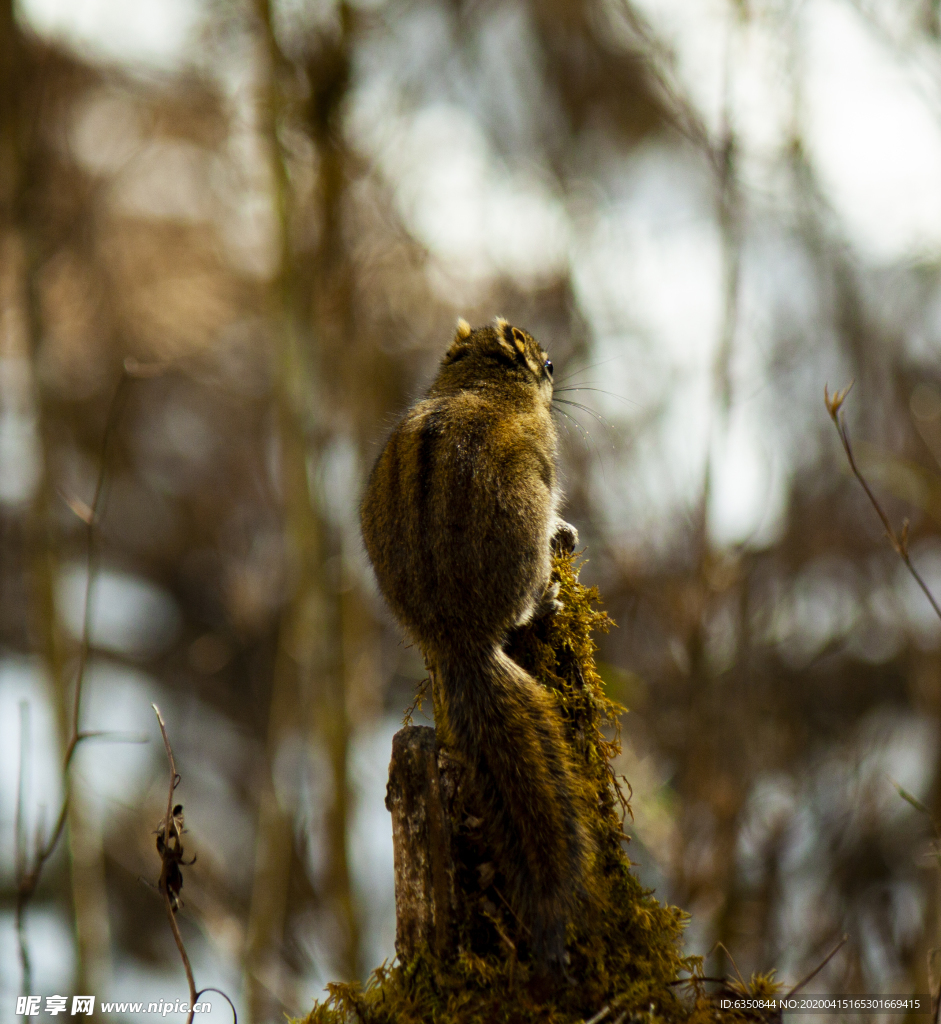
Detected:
[
  {"left": 444, "top": 318, "right": 473, "bottom": 363},
  {"left": 493, "top": 316, "right": 519, "bottom": 359}
]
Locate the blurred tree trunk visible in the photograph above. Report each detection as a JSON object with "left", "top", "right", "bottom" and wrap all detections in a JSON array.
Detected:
[
  {"left": 245, "top": 1, "right": 359, "bottom": 1015},
  {"left": 301, "top": 0, "right": 362, "bottom": 981},
  {"left": 0, "top": 5, "right": 112, "bottom": 991}
]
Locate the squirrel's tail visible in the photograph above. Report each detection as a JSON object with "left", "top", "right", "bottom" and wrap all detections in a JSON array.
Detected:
[{"left": 436, "top": 645, "right": 590, "bottom": 967}]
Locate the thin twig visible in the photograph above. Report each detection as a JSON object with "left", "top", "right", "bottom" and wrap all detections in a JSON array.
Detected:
[
  {"left": 581, "top": 1005, "right": 611, "bottom": 1024},
  {"left": 67, "top": 370, "right": 132, "bottom": 771},
  {"left": 14, "top": 702, "right": 32, "bottom": 995},
  {"left": 826, "top": 384, "right": 941, "bottom": 623},
  {"left": 76, "top": 730, "right": 149, "bottom": 744},
  {"left": 715, "top": 940, "right": 747, "bottom": 990},
  {"left": 152, "top": 704, "right": 199, "bottom": 1024},
  {"left": 15, "top": 369, "right": 133, "bottom": 992},
  {"left": 194, "top": 988, "right": 238, "bottom": 1024},
  {"left": 890, "top": 777, "right": 941, "bottom": 841},
  {"left": 784, "top": 934, "right": 848, "bottom": 998},
  {"left": 403, "top": 675, "right": 431, "bottom": 726},
  {"left": 935, "top": 952, "right": 941, "bottom": 1024}
]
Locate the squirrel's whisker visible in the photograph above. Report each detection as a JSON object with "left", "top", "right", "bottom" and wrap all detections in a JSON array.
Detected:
[
  {"left": 553, "top": 386, "right": 637, "bottom": 408},
  {"left": 553, "top": 355, "right": 621, "bottom": 386},
  {"left": 552, "top": 406, "right": 608, "bottom": 480},
  {"left": 553, "top": 398, "right": 616, "bottom": 435}
]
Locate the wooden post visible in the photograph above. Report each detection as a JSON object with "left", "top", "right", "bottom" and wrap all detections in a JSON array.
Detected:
[{"left": 384, "top": 726, "right": 461, "bottom": 963}]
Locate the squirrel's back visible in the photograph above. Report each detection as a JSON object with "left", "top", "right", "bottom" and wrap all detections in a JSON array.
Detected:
[{"left": 361, "top": 318, "right": 591, "bottom": 967}]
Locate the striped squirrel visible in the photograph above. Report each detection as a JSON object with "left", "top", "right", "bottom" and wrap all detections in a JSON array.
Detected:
[{"left": 361, "top": 316, "right": 590, "bottom": 968}]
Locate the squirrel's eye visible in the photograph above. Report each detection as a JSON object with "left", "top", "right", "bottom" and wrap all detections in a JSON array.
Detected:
[{"left": 544, "top": 359, "right": 553, "bottom": 377}]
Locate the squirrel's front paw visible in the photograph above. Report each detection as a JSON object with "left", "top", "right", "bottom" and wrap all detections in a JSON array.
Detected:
[
  {"left": 535, "top": 580, "right": 563, "bottom": 619},
  {"left": 551, "top": 520, "right": 579, "bottom": 554}
]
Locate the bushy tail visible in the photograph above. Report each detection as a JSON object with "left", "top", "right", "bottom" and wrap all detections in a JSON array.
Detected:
[{"left": 436, "top": 645, "right": 590, "bottom": 966}]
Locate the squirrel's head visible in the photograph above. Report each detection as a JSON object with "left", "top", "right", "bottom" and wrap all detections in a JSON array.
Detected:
[{"left": 438, "top": 317, "right": 554, "bottom": 404}]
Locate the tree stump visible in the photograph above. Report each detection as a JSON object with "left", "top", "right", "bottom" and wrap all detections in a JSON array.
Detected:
[
  {"left": 305, "top": 558, "right": 763, "bottom": 1023},
  {"left": 384, "top": 725, "right": 462, "bottom": 963}
]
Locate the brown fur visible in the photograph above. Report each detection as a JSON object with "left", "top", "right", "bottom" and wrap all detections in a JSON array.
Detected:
[{"left": 361, "top": 318, "right": 590, "bottom": 967}]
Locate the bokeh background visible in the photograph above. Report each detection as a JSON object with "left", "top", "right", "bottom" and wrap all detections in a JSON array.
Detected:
[{"left": 4, "top": 0, "right": 941, "bottom": 1018}]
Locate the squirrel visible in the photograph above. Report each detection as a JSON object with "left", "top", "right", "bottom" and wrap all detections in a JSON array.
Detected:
[{"left": 360, "top": 316, "right": 591, "bottom": 968}]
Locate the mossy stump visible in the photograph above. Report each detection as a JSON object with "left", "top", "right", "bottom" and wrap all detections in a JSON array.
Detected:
[
  {"left": 302, "top": 555, "right": 779, "bottom": 1024},
  {"left": 384, "top": 725, "right": 460, "bottom": 963}
]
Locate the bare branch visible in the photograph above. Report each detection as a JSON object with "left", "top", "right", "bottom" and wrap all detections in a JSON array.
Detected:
[
  {"left": 14, "top": 701, "right": 32, "bottom": 995},
  {"left": 935, "top": 947, "right": 941, "bottom": 1024},
  {"left": 152, "top": 703, "right": 198, "bottom": 1024},
  {"left": 67, "top": 371, "right": 132, "bottom": 771},
  {"left": 194, "top": 989, "right": 238, "bottom": 1024},
  {"left": 15, "top": 368, "right": 133, "bottom": 992},
  {"left": 151, "top": 708, "right": 235, "bottom": 1022},
  {"left": 784, "top": 934, "right": 848, "bottom": 998},
  {"left": 826, "top": 385, "right": 941, "bottom": 624}
]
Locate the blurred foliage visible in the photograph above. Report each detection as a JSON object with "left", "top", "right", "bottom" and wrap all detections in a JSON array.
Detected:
[{"left": 4, "top": 0, "right": 941, "bottom": 1017}]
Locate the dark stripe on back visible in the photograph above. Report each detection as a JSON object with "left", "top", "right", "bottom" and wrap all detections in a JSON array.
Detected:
[
  {"left": 379, "top": 436, "right": 406, "bottom": 609},
  {"left": 415, "top": 407, "right": 445, "bottom": 591},
  {"left": 415, "top": 409, "right": 443, "bottom": 520},
  {"left": 384, "top": 434, "right": 402, "bottom": 517}
]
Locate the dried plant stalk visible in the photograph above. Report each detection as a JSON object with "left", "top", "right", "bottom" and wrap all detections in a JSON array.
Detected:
[{"left": 826, "top": 383, "right": 941, "bottom": 623}]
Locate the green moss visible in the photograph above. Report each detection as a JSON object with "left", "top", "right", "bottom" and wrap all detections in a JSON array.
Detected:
[{"left": 301, "top": 555, "right": 772, "bottom": 1024}]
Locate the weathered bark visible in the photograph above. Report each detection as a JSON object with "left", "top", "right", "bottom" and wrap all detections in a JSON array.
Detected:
[{"left": 384, "top": 726, "right": 461, "bottom": 963}]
